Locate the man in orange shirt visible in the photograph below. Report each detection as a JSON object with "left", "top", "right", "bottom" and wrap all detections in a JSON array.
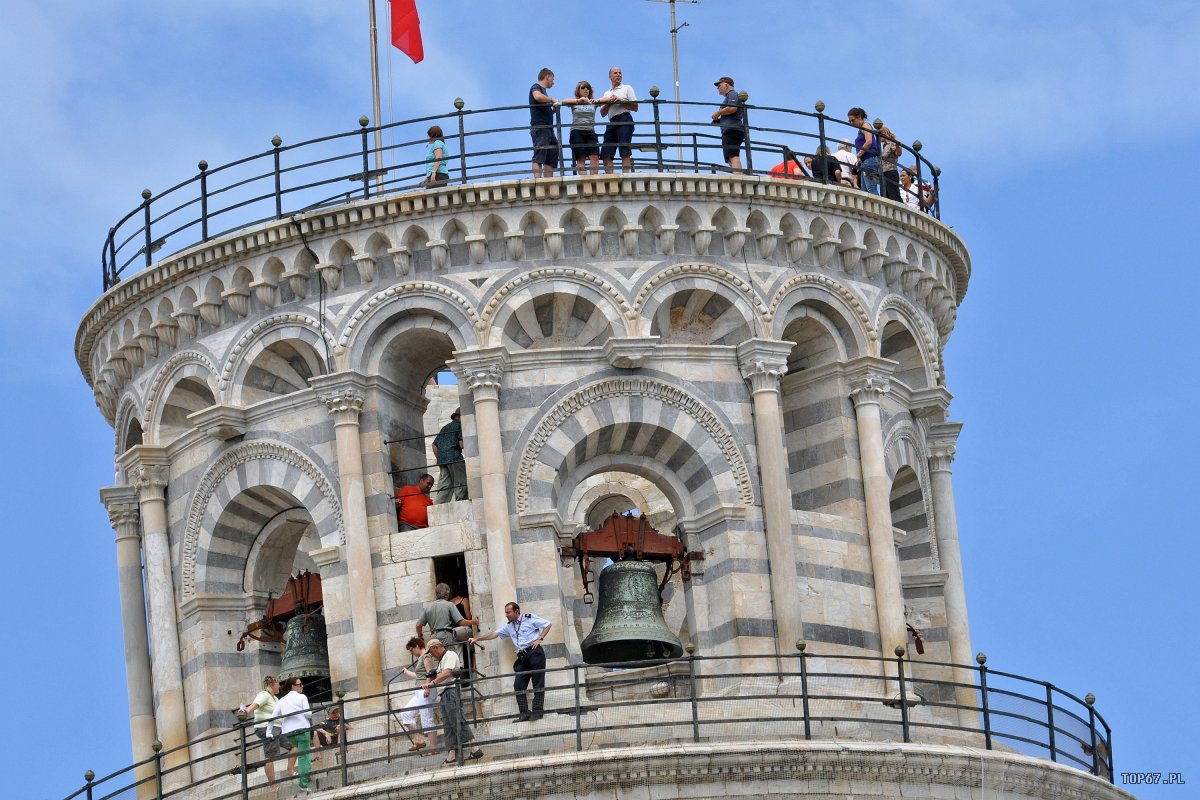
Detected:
[{"left": 395, "top": 473, "right": 435, "bottom": 531}]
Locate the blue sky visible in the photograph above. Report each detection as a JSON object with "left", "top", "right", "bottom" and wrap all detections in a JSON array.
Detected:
[{"left": 2, "top": 1, "right": 1196, "bottom": 797}]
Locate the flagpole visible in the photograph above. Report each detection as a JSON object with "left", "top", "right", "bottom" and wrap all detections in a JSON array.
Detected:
[{"left": 368, "top": 0, "right": 385, "bottom": 191}]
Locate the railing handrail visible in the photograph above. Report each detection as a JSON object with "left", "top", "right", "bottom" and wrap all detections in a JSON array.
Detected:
[
  {"left": 99, "top": 96, "right": 943, "bottom": 290},
  {"left": 63, "top": 649, "right": 1111, "bottom": 800}
]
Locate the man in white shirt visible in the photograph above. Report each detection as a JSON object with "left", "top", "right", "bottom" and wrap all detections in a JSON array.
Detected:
[
  {"left": 271, "top": 676, "right": 313, "bottom": 789},
  {"left": 834, "top": 141, "right": 859, "bottom": 188},
  {"left": 470, "top": 601, "right": 553, "bottom": 721},
  {"left": 597, "top": 66, "right": 638, "bottom": 174},
  {"left": 422, "top": 638, "right": 483, "bottom": 764}
]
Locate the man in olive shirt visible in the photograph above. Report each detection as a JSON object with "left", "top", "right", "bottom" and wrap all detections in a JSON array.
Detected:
[{"left": 431, "top": 410, "right": 466, "bottom": 504}]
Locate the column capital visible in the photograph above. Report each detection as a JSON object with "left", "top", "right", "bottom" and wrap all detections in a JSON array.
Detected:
[
  {"left": 311, "top": 371, "right": 369, "bottom": 422},
  {"left": 736, "top": 339, "right": 792, "bottom": 394},
  {"left": 100, "top": 486, "right": 142, "bottom": 540},
  {"left": 927, "top": 421, "right": 964, "bottom": 472},
  {"left": 117, "top": 445, "right": 171, "bottom": 496},
  {"left": 452, "top": 347, "right": 509, "bottom": 401},
  {"left": 845, "top": 356, "right": 896, "bottom": 407}
]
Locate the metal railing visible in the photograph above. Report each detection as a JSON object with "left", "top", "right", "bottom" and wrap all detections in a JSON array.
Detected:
[
  {"left": 100, "top": 94, "right": 942, "bottom": 291},
  {"left": 62, "top": 647, "right": 1111, "bottom": 800}
]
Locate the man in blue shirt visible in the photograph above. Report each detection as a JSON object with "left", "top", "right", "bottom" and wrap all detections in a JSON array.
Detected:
[
  {"left": 430, "top": 410, "right": 467, "bottom": 504},
  {"left": 470, "top": 602, "right": 552, "bottom": 721},
  {"left": 528, "top": 67, "right": 560, "bottom": 178}
]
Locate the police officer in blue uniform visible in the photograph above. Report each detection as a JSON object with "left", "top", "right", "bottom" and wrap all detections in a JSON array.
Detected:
[{"left": 470, "top": 602, "right": 552, "bottom": 721}]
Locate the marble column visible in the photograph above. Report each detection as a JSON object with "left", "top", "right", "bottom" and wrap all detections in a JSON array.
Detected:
[
  {"left": 736, "top": 339, "right": 802, "bottom": 657},
  {"left": 311, "top": 373, "right": 385, "bottom": 707},
  {"left": 846, "top": 358, "right": 908, "bottom": 665},
  {"left": 927, "top": 421, "right": 976, "bottom": 724},
  {"left": 451, "top": 347, "right": 517, "bottom": 629},
  {"left": 100, "top": 486, "right": 158, "bottom": 799},
  {"left": 120, "top": 446, "right": 192, "bottom": 783}
]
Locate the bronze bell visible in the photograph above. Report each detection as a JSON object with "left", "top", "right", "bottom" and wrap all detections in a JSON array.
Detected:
[
  {"left": 581, "top": 560, "right": 684, "bottom": 664},
  {"left": 280, "top": 613, "right": 330, "bottom": 682}
]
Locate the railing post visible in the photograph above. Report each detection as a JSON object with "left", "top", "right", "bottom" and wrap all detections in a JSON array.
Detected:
[
  {"left": 236, "top": 711, "right": 250, "bottom": 800},
  {"left": 650, "top": 86, "right": 664, "bottom": 171},
  {"left": 197, "top": 160, "right": 209, "bottom": 242},
  {"left": 895, "top": 646, "right": 911, "bottom": 743},
  {"left": 141, "top": 189, "right": 153, "bottom": 269},
  {"left": 1045, "top": 682, "right": 1057, "bottom": 762},
  {"left": 1085, "top": 692, "right": 1100, "bottom": 778},
  {"left": 686, "top": 644, "right": 700, "bottom": 743},
  {"left": 455, "top": 681, "right": 464, "bottom": 766},
  {"left": 738, "top": 91, "right": 753, "bottom": 175},
  {"left": 797, "top": 641, "right": 811, "bottom": 740},
  {"left": 573, "top": 663, "right": 583, "bottom": 752},
  {"left": 271, "top": 135, "right": 283, "bottom": 218},
  {"left": 83, "top": 770, "right": 95, "bottom": 800},
  {"left": 454, "top": 98, "right": 468, "bottom": 184},
  {"left": 691, "top": 133, "right": 699, "bottom": 171},
  {"left": 359, "top": 116, "right": 372, "bottom": 200},
  {"left": 555, "top": 103, "right": 566, "bottom": 176},
  {"left": 337, "top": 690, "right": 349, "bottom": 785},
  {"left": 815, "top": 101, "right": 828, "bottom": 181},
  {"left": 932, "top": 166, "right": 942, "bottom": 219},
  {"left": 104, "top": 228, "right": 116, "bottom": 290},
  {"left": 976, "top": 653, "right": 992, "bottom": 750},
  {"left": 912, "top": 140, "right": 925, "bottom": 214},
  {"left": 151, "top": 739, "right": 164, "bottom": 800}
]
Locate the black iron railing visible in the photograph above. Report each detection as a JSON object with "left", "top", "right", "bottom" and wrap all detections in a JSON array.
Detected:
[
  {"left": 62, "top": 648, "right": 1111, "bottom": 800},
  {"left": 100, "top": 94, "right": 942, "bottom": 291}
]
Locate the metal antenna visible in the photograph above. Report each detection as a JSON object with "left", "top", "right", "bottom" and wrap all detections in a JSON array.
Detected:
[{"left": 647, "top": 0, "right": 699, "bottom": 168}]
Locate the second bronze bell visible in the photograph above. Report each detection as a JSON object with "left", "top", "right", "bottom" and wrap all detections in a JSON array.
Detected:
[{"left": 581, "top": 560, "right": 684, "bottom": 664}]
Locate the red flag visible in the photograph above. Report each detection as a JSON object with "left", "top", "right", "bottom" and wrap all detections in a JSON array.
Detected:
[{"left": 389, "top": 0, "right": 424, "bottom": 64}]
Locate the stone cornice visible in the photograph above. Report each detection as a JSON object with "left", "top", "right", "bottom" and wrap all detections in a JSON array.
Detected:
[{"left": 75, "top": 175, "right": 969, "bottom": 386}]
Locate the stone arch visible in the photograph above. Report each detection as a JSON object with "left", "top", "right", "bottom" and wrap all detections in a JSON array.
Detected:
[
  {"left": 567, "top": 472, "right": 677, "bottom": 533},
  {"left": 633, "top": 264, "right": 768, "bottom": 339},
  {"left": 243, "top": 508, "right": 322, "bottom": 595},
  {"left": 769, "top": 274, "right": 876, "bottom": 356},
  {"left": 143, "top": 351, "right": 220, "bottom": 442},
  {"left": 182, "top": 440, "right": 343, "bottom": 601},
  {"left": 649, "top": 287, "right": 755, "bottom": 346},
  {"left": 878, "top": 297, "right": 936, "bottom": 390},
  {"left": 326, "top": 238, "right": 355, "bottom": 266},
  {"left": 340, "top": 282, "right": 479, "bottom": 369},
  {"left": 560, "top": 208, "right": 590, "bottom": 235},
  {"left": 500, "top": 291, "right": 617, "bottom": 351},
  {"left": 514, "top": 376, "right": 755, "bottom": 516},
  {"left": 480, "top": 268, "right": 633, "bottom": 346},
  {"left": 114, "top": 394, "right": 143, "bottom": 455},
  {"left": 885, "top": 423, "right": 939, "bottom": 571},
  {"left": 222, "top": 313, "right": 335, "bottom": 402}
]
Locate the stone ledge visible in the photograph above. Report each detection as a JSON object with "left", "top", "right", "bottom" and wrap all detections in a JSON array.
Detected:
[{"left": 304, "top": 740, "right": 1131, "bottom": 800}]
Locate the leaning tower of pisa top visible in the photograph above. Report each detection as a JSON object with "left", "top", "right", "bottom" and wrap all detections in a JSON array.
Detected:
[{"left": 74, "top": 98, "right": 1125, "bottom": 800}]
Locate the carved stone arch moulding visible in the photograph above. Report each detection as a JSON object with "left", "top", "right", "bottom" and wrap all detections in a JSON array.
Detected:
[
  {"left": 141, "top": 350, "right": 220, "bottom": 435},
  {"left": 181, "top": 440, "right": 344, "bottom": 601},
  {"left": 877, "top": 294, "right": 939, "bottom": 385},
  {"left": 768, "top": 272, "right": 878, "bottom": 355},
  {"left": 633, "top": 263, "right": 770, "bottom": 327},
  {"left": 338, "top": 281, "right": 481, "bottom": 355},
  {"left": 114, "top": 393, "right": 142, "bottom": 455},
  {"left": 515, "top": 376, "right": 755, "bottom": 514},
  {"left": 219, "top": 312, "right": 336, "bottom": 393},
  {"left": 479, "top": 267, "right": 635, "bottom": 339},
  {"left": 884, "top": 422, "right": 939, "bottom": 569}
]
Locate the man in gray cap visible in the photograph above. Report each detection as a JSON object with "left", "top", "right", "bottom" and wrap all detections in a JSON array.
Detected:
[{"left": 711, "top": 76, "right": 745, "bottom": 174}]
